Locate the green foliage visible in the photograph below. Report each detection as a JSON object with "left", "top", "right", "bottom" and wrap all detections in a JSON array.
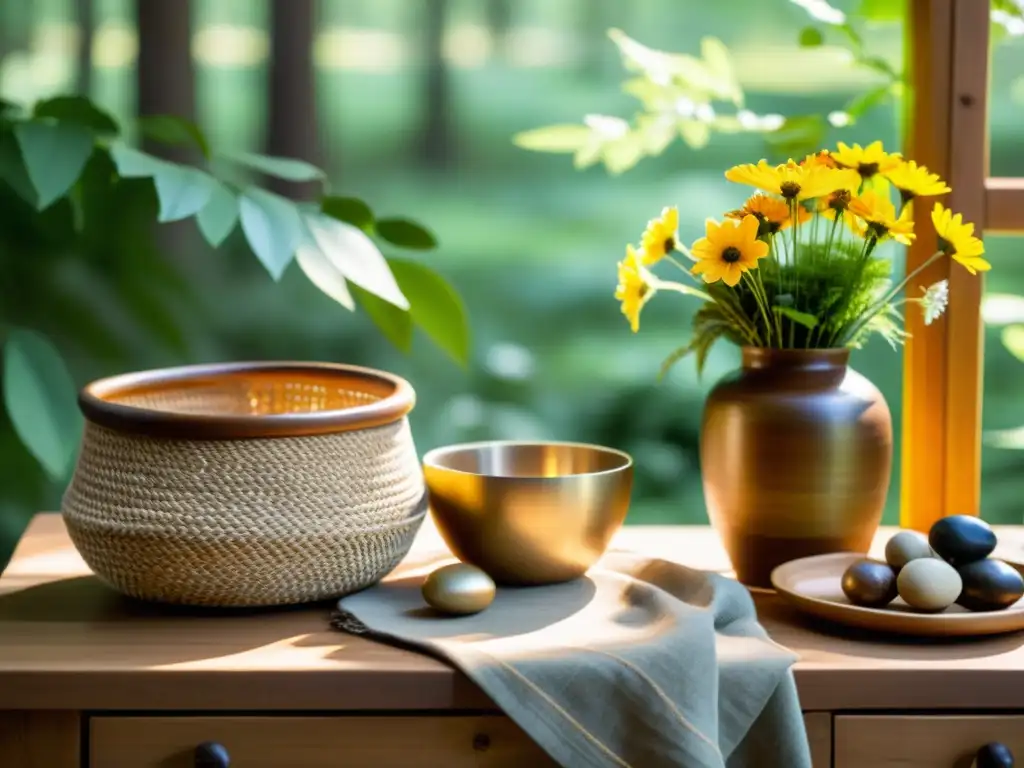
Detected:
[
  {"left": 2, "top": 329, "right": 82, "bottom": 480},
  {"left": 0, "top": 93, "right": 471, "bottom": 478},
  {"left": 513, "top": 30, "right": 785, "bottom": 173},
  {"left": 375, "top": 218, "right": 438, "bottom": 251}
]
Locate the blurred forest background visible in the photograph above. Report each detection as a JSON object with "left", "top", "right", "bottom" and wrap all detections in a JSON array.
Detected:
[{"left": 2, "top": 0, "right": 1024, "bottom": 567}]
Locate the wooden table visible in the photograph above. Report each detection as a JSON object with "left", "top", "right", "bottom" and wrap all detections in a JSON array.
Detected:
[{"left": 2, "top": 514, "right": 1024, "bottom": 767}]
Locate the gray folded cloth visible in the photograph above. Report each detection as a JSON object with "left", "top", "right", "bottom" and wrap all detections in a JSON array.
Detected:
[{"left": 333, "top": 550, "right": 811, "bottom": 768}]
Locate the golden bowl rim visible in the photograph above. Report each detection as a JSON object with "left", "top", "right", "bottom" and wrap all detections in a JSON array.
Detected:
[
  {"left": 79, "top": 361, "right": 415, "bottom": 440},
  {"left": 422, "top": 439, "right": 633, "bottom": 480}
]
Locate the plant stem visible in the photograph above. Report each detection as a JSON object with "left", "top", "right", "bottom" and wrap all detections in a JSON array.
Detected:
[
  {"left": 744, "top": 272, "right": 774, "bottom": 346},
  {"left": 665, "top": 253, "right": 701, "bottom": 283},
  {"left": 788, "top": 200, "right": 799, "bottom": 348},
  {"left": 653, "top": 279, "right": 712, "bottom": 302},
  {"left": 824, "top": 214, "right": 840, "bottom": 260},
  {"left": 840, "top": 250, "right": 945, "bottom": 345}
]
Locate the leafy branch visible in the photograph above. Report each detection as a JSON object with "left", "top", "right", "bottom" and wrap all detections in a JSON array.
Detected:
[{"left": 0, "top": 95, "right": 470, "bottom": 482}]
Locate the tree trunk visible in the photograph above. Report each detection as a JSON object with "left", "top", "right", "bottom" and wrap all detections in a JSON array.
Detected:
[
  {"left": 419, "top": 0, "right": 453, "bottom": 170},
  {"left": 266, "top": 0, "right": 319, "bottom": 199},
  {"left": 486, "top": 0, "right": 512, "bottom": 61},
  {"left": 75, "top": 0, "right": 93, "bottom": 96},
  {"left": 136, "top": 0, "right": 195, "bottom": 162},
  {"left": 135, "top": 0, "right": 196, "bottom": 259}
]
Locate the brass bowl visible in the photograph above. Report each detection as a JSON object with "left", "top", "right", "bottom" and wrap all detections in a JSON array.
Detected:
[{"left": 422, "top": 441, "right": 634, "bottom": 585}]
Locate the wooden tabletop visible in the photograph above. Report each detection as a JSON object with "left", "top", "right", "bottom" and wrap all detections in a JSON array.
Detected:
[{"left": 3, "top": 514, "right": 1024, "bottom": 714}]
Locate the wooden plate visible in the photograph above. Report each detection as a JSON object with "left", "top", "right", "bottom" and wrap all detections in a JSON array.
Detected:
[{"left": 770, "top": 553, "right": 1024, "bottom": 637}]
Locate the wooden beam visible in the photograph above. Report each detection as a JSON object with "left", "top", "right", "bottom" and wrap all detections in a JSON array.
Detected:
[
  {"left": 943, "top": 0, "right": 990, "bottom": 516},
  {"left": 985, "top": 178, "right": 1024, "bottom": 233},
  {"left": 900, "top": 0, "right": 956, "bottom": 530}
]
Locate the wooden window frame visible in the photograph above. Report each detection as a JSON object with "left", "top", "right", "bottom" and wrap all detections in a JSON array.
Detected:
[{"left": 902, "top": 0, "right": 1024, "bottom": 529}]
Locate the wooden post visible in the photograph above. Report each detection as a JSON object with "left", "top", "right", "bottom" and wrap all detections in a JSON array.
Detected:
[{"left": 900, "top": 0, "right": 990, "bottom": 529}]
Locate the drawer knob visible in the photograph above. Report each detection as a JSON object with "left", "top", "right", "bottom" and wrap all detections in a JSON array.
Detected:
[
  {"left": 974, "top": 742, "right": 1014, "bottom": 768},
  {"left": 195, "top": 741, "right": 230, "bottom": 768}
]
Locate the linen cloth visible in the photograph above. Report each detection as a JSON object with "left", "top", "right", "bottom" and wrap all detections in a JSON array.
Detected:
[{"left": 332, "top": 550, "right": 811, "bottom": 768}]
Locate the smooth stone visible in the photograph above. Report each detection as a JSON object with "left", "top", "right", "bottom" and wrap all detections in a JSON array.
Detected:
[
  {"left": 956, "top": 558, "right": 1024, "bottom": 612},
  {"left": 929, "top": 515, "right": 997, "bottom": 566},
  {"left": 421, "top": 563, "right": 496, "bottom": 616},
  {"left": 841, "top": 558, "right": 897, "bottom": 608},
  {"left": 884, "top": 530, "right": 934, "bottom": 570},
  {"left": 973, "top": 742, "right": 1015, "bottom": 768},
  {"left": 897, "top": 558, "right": 963, "bottom": 612}
]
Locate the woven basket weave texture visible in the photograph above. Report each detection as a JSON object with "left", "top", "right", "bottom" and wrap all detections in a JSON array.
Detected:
[{"left": 61, "top": 416, "right": 425, "bottom": 607}]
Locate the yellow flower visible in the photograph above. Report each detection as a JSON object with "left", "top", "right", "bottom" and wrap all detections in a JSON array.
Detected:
[
  {"left": 884, "top": 160, "right": 951, "bottom": 203},
  {"left": 725, "top": 159, "right": 859, "bottom": 201},
  {"left": 801, "top": 150, "right": 837, "bottom": 169},
  {"left": 726, "top": 193, "right": 810, "bottom": 235},
  {"left": 831, "top": 141, "right": 902, "bottom": 181},
  {"left": 931, "top": 203, "right": 990, "bottom": 275},
  {"left": 848, "top": 190, "right": 916, "bottom": 245},
  {"left": 817, "top": 189, "right": 865, "bottom": 236},
  {"left": 690, "top": 214, "right": 769, "bottom": 287},
  {"left": 640, "top": 206, "right": 679, "bottom": 265},
  {"left": 615, "top": 244, "right": 655, "bottom": 332}
]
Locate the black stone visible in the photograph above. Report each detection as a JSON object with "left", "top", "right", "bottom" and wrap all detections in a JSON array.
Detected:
[
  {"left": 841, "top": 559, "right": 898, "bottom": 608},
  {"left": 957, "top": 558, "right": 1024, "bottom": 612},
  {"left": 973, "top": 741, "right": 1015, "bottom": 768},
  {"left": 928, "top": 515, "right": 997, "bottom": 566}
]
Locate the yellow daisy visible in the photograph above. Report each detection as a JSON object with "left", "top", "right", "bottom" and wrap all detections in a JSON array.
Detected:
[
  {"left": 831, "top": 141, "right": 902, "bottom": 181},
  {"left": 884, "top": 160, "right": 951, "bottom": 203},
  {"left": 817, "top": 189, "right": 866, "bottom": 237},
  {"left": 615, "top": 244, "right": 655, "bottom": 332},
  {"left": 931, "top": 203, "right": 990, "bottom": 275},
  {"left": 725, "top": 159, "right": 859, "bottom": 201},
  {"left": 640, "top": 206, "right": 679, "bottom": 265},
  {"left": 801, "top": 150, "right": 837, "bottom": 169},
  {"left": 726, "top": 193, "right": 810, "bottom": 235},
  {"left": 690, "top": 214, "right": 769, "bottom": 287},
  {"left": 848, "top": 190, "right": 916, "bottom": 245}
]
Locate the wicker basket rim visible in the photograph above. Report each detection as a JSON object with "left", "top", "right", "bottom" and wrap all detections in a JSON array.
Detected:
[{"left": 79, "top": 361, "right": 415, "bottom": 439}]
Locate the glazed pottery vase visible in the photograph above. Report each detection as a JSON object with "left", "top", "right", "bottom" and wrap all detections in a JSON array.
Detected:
[{"left": 701, "top": 347, "right": 892, "bottom": 588}]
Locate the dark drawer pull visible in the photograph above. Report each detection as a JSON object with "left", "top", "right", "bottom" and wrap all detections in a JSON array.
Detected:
[
  {"left": 195, "top": 741, "right": 230, "bottom": 768},
  {"left": 975, "top": 742, "right": 1014, "bottom": 768}
]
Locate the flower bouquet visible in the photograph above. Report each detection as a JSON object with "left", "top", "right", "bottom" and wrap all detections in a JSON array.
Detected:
[{"left": 616, "top": 142, "right": 989, "bottom": 586}]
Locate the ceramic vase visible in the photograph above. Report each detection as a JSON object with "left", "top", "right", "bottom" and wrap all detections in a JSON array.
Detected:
[{"left": 700, "top": 347, "right": 892, "bottom": 588}]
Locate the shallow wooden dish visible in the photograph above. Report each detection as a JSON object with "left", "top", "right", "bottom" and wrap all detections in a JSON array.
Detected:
[{"left": 771, "top": 553, "right": 1024, "bottom": 637}]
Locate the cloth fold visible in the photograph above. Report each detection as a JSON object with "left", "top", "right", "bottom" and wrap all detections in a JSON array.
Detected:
[{"left": 333, "top": 550, "right": 811, "bottom": 768}]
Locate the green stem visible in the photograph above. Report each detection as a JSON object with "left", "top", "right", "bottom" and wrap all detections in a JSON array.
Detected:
[
  {"left": 713, "top": 286, "right": 762, "bottom": 346},
  {"left": 665, "top": 253, "right": 701, "bottom": 283},
  {"left": 653, "top": 280, "right": 712, "bottom": 302},
  {"left": 744, "top": 272, "right": 774, "bottom": 346},
  {"left": 825, "top": 236, "right": 877, "bottom": 347},
  {"left": 788, "top": 200, "right": 799, "bottom": 348},
  {"left": 840, "top": 250, "right": 945, "bottom": 345}
]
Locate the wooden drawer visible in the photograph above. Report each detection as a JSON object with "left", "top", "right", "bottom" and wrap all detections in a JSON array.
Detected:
[
  {"left": 835, "top": 715, "right": 1024, "bottom": 767},
  {"left": 89, "top": 716, "right": 556, "bottom": 768}
]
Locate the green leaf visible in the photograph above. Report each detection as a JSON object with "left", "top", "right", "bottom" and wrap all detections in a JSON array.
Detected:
[
  {"left": 658, "top": 343, "right": 695, "bottom": 381},
  {"left": 774, "top": 306, "right": 820, "bottom": 329},
  {"left": 512, "top": 124, "right": 593, "bottom": 153},
  {"left": 1002, "top": 325, "right": 1024, "bottom": 363},
  {"left": 388, "top": 258, "right": 470, "bottom": 365},
  {"left": 238, "top": 188, "right": 305, "bottom": 280},
  {"left": 33, "top": 96, "right": 119, "bottom": 135},
  {"left": 859, "top": 55, "right": 898, "bottom": 79},
  {"left": 219, "top": 150, "right": 325, "bottom": 182},
  {"left": 857, "top": 0, "right": 905, "bottom": 22},
  {"left": 14, "top": 121, "right": 95, "bottom": 210},
  {"left": 844, "top": 84, "right": 893, "bottom": 121},
  {"left": 138, "top": 114, "right": 210, "bottom": 158},
  {"left": 196, "top": 179, "right": 239, "bottom": 246},
  {"left": 303, "top": 213, "right": 408, "bottom": 308},
  {"left": 321, "top": 196, "right": 374, "bottom": 231},
  {"left": 2, "top": 329, "right": 82, "bottom": 480},
  {"left": 799, "top": 27, "right": 824, "bottom": 46},
  {"left": 296, "top": 238, "right": 355, "bottom": 311},
  {"left": 152, "top": 165, "right": 217, "bottom": 223},
  {"left": 375, "top": 217, "right": 438, "bottom": 250},
  {"left": 679, "top": 120, "right": 711, "bottom": 150},
  {"left": 0, "top": 130, "right": 38, "bottom": 205},
  {"left": 108, "top": 142, "right": 165, "bottom": 177},
  {"left": 352, "top": 285, "right": 414, "bottom": 352}
]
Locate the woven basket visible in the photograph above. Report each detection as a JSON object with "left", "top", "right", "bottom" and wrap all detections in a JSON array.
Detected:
[{"left": 61, "top": 361, "right": 426, "bottom": 607}]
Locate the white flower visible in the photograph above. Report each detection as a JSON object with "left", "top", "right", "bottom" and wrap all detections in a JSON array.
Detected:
[{"left": 922, "top": 280, "right": 950, "bottom": 326}]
